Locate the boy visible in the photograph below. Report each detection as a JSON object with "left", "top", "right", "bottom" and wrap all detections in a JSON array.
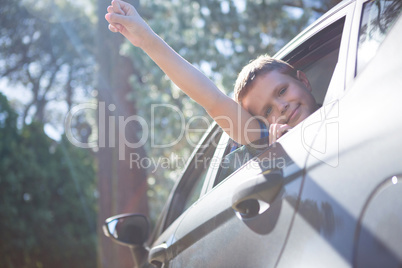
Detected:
[{"left": 105, "top": 0, "right": 319, "bottom": 146}]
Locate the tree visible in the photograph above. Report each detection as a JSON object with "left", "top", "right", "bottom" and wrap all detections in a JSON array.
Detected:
[
  {"left": 96, "top": 0, "right": 149, "bottom": 267},
  {"left": 0, "top": 0, "right": 95, "bottom": 127},
  {"left": 0, "top": 93, "right": 98, "bottom": 268}
]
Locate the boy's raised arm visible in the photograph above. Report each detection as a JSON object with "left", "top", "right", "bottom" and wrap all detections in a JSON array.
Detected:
[{"left": 105, "top": 0, "right": 261, "bottom": 145}]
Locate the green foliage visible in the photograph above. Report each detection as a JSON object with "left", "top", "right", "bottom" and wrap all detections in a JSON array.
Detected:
[
  {"left": 0, "top": 93, "right": 97, "bottom": 268},
  {"left": 0, "top": 0, "right": 95, "bottom": 124}
]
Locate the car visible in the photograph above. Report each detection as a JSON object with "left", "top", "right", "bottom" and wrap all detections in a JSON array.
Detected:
[{"left": 103, "top": 0, "right": 402, "bottom": 267}]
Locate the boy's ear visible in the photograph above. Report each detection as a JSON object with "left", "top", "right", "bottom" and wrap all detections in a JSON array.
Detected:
[{"left": 297, "top": 70, "right": 312, "bottom": 92}]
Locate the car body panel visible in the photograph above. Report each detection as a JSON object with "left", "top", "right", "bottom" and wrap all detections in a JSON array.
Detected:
[
  {"left": 277, "top": 14, "right": 402, "bottom": 267},
  {"left": 354, "top": 176, "right": 402, "bottom": 267}
]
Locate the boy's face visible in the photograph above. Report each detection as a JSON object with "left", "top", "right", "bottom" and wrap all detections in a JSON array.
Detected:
[{"left": 241, "top": 70, "right": 318, "bottom": 127}]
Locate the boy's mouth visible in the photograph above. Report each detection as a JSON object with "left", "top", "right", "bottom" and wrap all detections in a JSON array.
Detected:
[{"left": 287, "top": 104, "right": 300, "bottom": 125}]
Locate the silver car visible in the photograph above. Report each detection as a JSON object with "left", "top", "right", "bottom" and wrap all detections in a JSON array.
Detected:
[{"left": 103, "top": 0, "right": 402, "bottom": 267}]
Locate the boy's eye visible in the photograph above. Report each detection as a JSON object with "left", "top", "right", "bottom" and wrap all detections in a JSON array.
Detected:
[
  {"left": 265, "top": 107, "right": 272, "bottom": 116},
  {"left": 279, "top": 87, "right": 287, "bottom": 95}
]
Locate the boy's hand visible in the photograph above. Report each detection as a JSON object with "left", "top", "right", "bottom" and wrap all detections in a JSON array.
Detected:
[
  {"left": 269, "top": 123, "right": 291, "bottom": 145},
  {"left": 106, "top": 0, "right": 125, "bottom": 33},
  {"left": 105, "top": 0, "right": 153, "bottom": 48}
]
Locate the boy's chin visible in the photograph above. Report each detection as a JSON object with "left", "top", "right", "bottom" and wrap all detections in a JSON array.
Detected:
[{"left": 290, "top": 114, "right": 308, "bottom": 127}]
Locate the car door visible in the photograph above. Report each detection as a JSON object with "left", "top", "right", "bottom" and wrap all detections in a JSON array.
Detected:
[
  {"left": 276, "top": 1, "right": 402, "bottom": 267},
  {"left": 161, "top": 2, "right": 355, "bottom": 268}
]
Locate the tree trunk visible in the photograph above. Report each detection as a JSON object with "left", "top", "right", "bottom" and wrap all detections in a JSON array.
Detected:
[{"left": 96, "top": 1, "right": 148, "bottom": 267}]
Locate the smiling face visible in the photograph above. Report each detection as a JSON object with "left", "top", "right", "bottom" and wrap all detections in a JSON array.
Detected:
[{"left": 241, "top": 70, "right": 318, "bottom": 127}]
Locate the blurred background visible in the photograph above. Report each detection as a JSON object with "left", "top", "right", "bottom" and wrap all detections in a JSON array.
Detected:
[{"left": 0, "top": 0, "right": 341, "bottom": 267}]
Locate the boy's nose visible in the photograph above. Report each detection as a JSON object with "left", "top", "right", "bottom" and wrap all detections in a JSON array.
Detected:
[{"left": 279, "top": 101, "right": 289, "bottom": 115}]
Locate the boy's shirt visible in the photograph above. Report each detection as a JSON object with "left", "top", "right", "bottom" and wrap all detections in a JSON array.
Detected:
[{"left": 230, "top": 120, "right": 269, "bottom": 152}]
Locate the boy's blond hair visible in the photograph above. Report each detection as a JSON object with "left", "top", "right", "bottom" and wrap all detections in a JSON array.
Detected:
[{"left": 234, "top": 55, "right": 297, "bottom": 104}]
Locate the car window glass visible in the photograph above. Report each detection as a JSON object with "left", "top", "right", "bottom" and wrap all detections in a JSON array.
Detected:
[
  {"left": 214, "top": 137, "right": 269, "bottom": 187},
  {"left": 163, "top": 128, "right": 222, "bottom": 231},
  {"left": 356, "top": 0, "right": 402, "bottom": 75},
  {"left": 182, "top": 167, "right": 208, "bottom": 212}
]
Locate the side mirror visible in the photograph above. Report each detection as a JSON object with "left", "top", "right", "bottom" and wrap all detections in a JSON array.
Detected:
[{"left": 103, "top": 213, "right": 149, "bottom": 247}]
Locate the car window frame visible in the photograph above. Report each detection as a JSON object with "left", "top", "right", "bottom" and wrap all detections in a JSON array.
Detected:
[
  {"left": 147, "top": 123, "right": 224, "bottom": 244},
  {"left": 204, "top": 2, "right": 355, "bottom": 189},
  {"left": 201, "top": 131, "right": 231, "bottom": 193},
  {"left": 275, "top": 0, "right": 355, "bottom": 104},
  {"left": 160, "top": 122, "right": 223, "bottom": 232}
]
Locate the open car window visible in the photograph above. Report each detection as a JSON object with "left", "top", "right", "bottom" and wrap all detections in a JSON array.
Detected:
[
  {"left": 211, "top": 15, "right": 347, "bottom": 186},
  {"left": 284, "top": 17, "right": 345, "bottom": 106}
]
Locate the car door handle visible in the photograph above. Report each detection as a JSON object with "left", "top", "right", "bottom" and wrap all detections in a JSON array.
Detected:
[
  {"left": 148, "top": 242, "right": 168, "bottom": 268},
  {"left": 232, "top": 169, "right": 283, "bottom": 218}
]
